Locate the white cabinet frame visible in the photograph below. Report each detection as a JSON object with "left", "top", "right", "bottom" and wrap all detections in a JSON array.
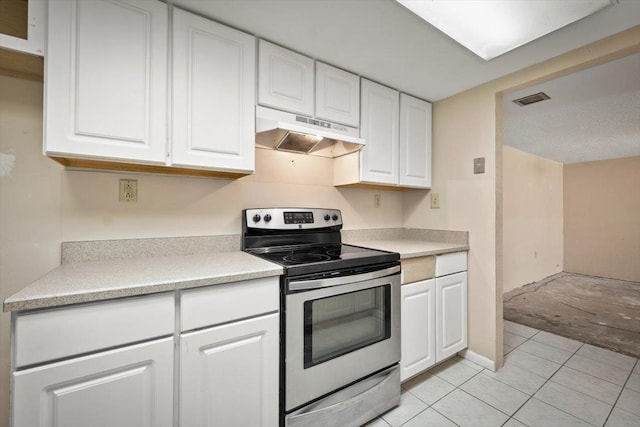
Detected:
[
  {"left": 435, "top": 272, "right": 468, "bottom": 362},
  {"left": 400, "top": 279, "right": 436, "bottom": 381},
  {"left": 0, "top": 0, "right": 46, "bottom": 56}
]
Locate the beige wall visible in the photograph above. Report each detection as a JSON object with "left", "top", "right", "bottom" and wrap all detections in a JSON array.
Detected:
[
  {"left": 61, "top": 149, "right": 404, "bottom": 241},
  {"left": 404, "top": 85, "right": 500, "bottom": 363},
  {"left": 0, "top": 76, "right": 63, "bottom": 427},
  {"left": 502, "top": 146, "right": 563, "bottom": 293},
  {"left": 405, "top": 26, "right": 640, "bottom": 366},
  {"left": 564, "top": 156, "right": 640, "bottom": 282}
]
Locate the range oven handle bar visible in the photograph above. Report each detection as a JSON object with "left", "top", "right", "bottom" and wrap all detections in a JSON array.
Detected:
[{"left": 289, "top": 265, "right": 401, "bottom": 292}]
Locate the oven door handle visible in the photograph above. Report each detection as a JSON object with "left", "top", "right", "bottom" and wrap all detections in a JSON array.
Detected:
[{"left": 289, "top": 265, "right": 401, "bottom": 291}]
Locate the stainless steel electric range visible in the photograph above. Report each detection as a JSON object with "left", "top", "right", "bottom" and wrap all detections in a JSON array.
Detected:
[{"left": 242, "top": 207, "right": 401, "bottom": 427}]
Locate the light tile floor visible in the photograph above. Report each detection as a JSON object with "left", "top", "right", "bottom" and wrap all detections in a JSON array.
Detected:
[{"left": 366, "top": 321, "right": 640, "bottom": 427}]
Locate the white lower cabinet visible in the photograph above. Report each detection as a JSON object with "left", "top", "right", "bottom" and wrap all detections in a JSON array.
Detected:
[
  {"left": 436, "top": 272, "right": 468, "bottom": 361},
  {"left": 11, "top": 278, "right": 281, "bottom": 427},
  {"left": 400, "top": 279, "right": 436, "bottom": 381},
  {"left": 179, "top": 277, "right": 280, "bottom": 427},
  {"left": 400, "top": 252, "right": 468, "bottom": 381},
  {"left": 180, "top": 313, "right": 279, "bottom": 427},
  {"left": 13, "top": 337, "right": 174, "bottom": 427}
]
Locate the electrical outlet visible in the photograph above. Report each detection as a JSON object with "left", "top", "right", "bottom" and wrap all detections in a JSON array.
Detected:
[
  {"left": 374, "top": 194, "right": 381, "bottom": 208},
  {"left": 119, "top": 179, "right": 138, "bottom": 202},
  {"left": 431, "top": 192, "right": 440, "bottom": 209}
]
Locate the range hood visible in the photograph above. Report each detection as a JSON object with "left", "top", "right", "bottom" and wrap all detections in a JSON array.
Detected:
[{"left": 255, "top": 105, "right": 365, "bottom": 158}]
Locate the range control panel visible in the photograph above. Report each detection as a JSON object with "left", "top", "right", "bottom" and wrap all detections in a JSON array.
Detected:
[{"left": 244, "top": 208, "right": 342, "bottom": 230}]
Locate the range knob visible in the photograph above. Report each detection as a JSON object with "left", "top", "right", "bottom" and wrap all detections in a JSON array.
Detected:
[
  {"left": 264, "top": 214, "right": 272, "bottom": 222},
  {"left": 332, "top": 214, "right": 339, "bottom": 221},
  {"left": 252, "top": 214, "right": 261, "bottom": 223},
  {"left": 324, "top": 214, "right": 331, "bottom": 221}
]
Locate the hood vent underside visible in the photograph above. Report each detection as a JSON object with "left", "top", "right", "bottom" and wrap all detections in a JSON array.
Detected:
[
  {"left": 276, "top": 131, "right": 326, "bottom": 154},
  {"left": 512, "top": 92, "right": 551, "bottom": 106},
  {"left": 255, "top": 105, "right": 365, "bottom": 158}
]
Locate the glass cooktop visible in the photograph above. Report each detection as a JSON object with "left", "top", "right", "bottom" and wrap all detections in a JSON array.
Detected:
[{"left": 247, "top": 244, "right": 399, "bottom": 275}]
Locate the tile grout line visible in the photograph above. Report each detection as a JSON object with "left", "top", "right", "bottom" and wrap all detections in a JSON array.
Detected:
[
  {"left": 602, "top": 358, "right": 639, "bottom": 426},
  {"left": 456, "top": 369, "right": 530, "bottom": 420},
  {"left": 396, "top": 326, "right": 636, "bottom": 427},
  {"left": 503, "top": 331, "right": 591, "bottom": 427},
  {"left": 504, "top": 324, "right": 639, "bottom": 426},
  {"left": 400, "top": 361, "right": 485, "bottom": 427},
  {"left": 513, "top": 342, "right": 633, "bottom": 405},
  {"left": 428, "top": 368, "right": 484, "bottom": 427},
  {"left": 503, "top": 324, "right": 638, "bottom": 427}
]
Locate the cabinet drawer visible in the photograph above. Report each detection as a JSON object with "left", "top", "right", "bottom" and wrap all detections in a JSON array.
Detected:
[
  {"left": 435, "top": 252, "right": 467, "bottom": 277},
  {"left": 401, "top": 256, "right": 435, "bottom": 284},
  {"left": 180, "top": 277, "right": 279, "bottom": 331},
  {"left": 14, "top": 293, "right": 174, "bottom": 368}
]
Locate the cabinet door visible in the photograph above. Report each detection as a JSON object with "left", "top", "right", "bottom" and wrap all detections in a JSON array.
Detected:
[
  {"left": 258, "top": 40, "right": 314, "bottom": 116},
  {"left": 360, "top": 79, "right": 399, "bottom": 185},
  {"left": 181, "top": 313, "right": 279, "bottom": 427},
  {"left": 45, "top": 0, "right": 168, "bottom": 163},
  {"left": 12, "top": 337, "right": 173, "bottom": 427},
  {"left": 172, "top": 9, "right": 256, "bottom": 172},
  {"left": 400, "top": 279, "right": 436, "bottom": 381},
  {"left": 436, "top": 272, "right": 468, "bottom": 361},
  {"left": 315, "top": 62, "right": 360, "bottom": 127},
  {"left": 399, "top": 94, "right": 432, "bottom": 189}
]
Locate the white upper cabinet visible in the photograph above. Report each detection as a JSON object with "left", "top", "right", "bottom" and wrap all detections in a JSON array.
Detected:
[
  {"left": 172, "top": 9, "right": 255, "bottom": 173},
  {"left": 400, "top": 94, "right": 432, "bottom": 188},
  {"left": 0, "top": 0, "right": 45, "bottom": 56},
  {"left": 315, "top": 62, "right": 360, "bottom": 127},
  {"left": 360, "top": 79, "right": 400, "bottom": 185},
  {"left": 45, "top": 0, "right": 168, "bottom": 164},
  {"left": 335, "top": 83, "right": 432, "bottom": 189},
  {"left": 258, "top": 40, "right": 314, "bottom": 116}
]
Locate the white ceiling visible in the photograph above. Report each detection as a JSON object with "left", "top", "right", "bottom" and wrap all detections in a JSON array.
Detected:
[
  {"left": 170, "top": 0, "right": 640, "bottom": 101},
  {"left": 503, "top": 53, "right": 640, "bottom": 164}
]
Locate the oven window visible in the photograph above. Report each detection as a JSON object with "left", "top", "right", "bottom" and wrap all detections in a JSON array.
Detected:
[{"left": 303, "top": 285, "right": 391, "bottom": 368}]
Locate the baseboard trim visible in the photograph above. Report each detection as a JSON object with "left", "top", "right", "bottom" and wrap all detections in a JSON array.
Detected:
[{"left": 458, "top": 349, "right": 496, "bottom": 371}]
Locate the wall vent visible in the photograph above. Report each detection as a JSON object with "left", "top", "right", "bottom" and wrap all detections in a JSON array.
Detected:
[{"left": 512, "top": 92, "right": 551, "bottom": 106}]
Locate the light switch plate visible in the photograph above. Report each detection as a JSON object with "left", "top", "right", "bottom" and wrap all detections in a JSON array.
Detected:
[{"left": 474, "top": 157, "right": 485, "bottom": 174}]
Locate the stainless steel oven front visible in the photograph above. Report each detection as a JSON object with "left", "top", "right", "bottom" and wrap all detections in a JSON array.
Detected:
[{"left": 284, "top": 265, "right": 401, "bottom": 417}]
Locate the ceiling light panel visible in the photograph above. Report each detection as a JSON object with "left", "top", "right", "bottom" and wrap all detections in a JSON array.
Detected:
[{"left": 397, "top": 0, "right": 614, "bottom": 60}]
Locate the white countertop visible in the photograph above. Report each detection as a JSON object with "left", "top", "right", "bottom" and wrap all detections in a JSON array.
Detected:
[
  {"left": 353, "top": 239, "right": 469, "bottom": 259},
  {"left": 4, "top": 251, "right": 282, "bottom": 312}
]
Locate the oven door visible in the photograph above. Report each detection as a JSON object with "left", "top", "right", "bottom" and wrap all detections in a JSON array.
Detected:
[{"left": 285, "top": 266, "right": 400, "bottom": 412}]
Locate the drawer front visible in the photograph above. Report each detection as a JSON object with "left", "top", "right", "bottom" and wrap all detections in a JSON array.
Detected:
[
  {"left": 14, "top": 293, "right": 175, "bottom": 368},
  {"left": 435, "top": 252, "right": 467, "bottom": 277},
  {"left": 401, "top": 256, "right": 435, "bottom": 285},
  {"left": 180, "top": 277, "right": 279, "bottom": 332}
]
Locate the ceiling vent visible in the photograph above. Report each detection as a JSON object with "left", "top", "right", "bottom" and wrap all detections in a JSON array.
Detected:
[{"left": 512, "top": 92, "right": 551, "bottom": 107}]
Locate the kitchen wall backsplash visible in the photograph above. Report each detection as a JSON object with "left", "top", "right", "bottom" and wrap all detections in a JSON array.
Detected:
[{"left": 62, "top": 148, "right": 404, "bottom": 241}]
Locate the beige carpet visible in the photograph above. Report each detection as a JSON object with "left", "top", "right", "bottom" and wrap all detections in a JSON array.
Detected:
[{"left": 504, "top": 272, "right": 640, "bottom": 358}]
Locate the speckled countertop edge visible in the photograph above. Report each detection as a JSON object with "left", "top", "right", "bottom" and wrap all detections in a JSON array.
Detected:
[
  {"left": 4, "top": 252, "right": 282, "bottom": 312},
  {"left": 7, "top": 228, "right": 469, "bottom": 312},
  {"left": 352, "top": 240, "right": 469, "bottom": 259}
]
